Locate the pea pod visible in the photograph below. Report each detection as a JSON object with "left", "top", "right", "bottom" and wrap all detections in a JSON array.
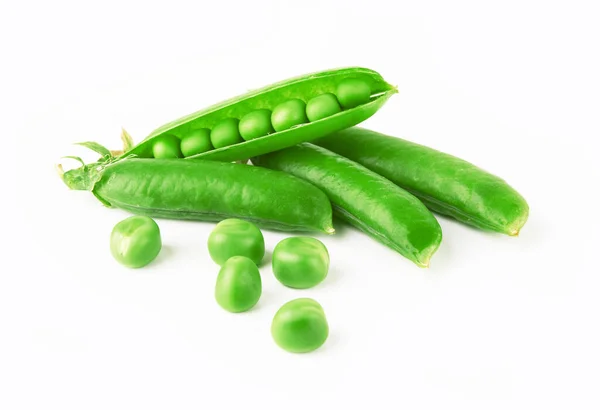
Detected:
[
  {"left": 253, "top": 143, "right": 442, "bottom": 267},
  {"left": 122, "top": 67, "right": 397, "bottom": 162},
  {"left": 59, "top": 158, "right": 334, "bottom": 233},
  {"left": 314, "top": 127, "right": 529, "bottom": 235}
]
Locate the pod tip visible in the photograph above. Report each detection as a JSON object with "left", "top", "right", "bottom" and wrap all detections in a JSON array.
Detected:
[{"left": 324, "top": 226, "right": 335, "bottom": 235}]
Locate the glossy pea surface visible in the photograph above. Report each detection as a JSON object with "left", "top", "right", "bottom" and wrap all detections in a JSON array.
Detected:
[
  {"left": 215, "top": 256, "right": 262, "bottom": 313},
  {"left": 306, "top": 93, "right": 342, "bottom": 122},
  {"left": 208, "top": 219, "right": 265, "bottom": 266},
  {"left": 211, "top": 118, "right": 243, "bottom": 149},
  {"left": 336, "top": 78, "right": 371, "bottom": 109},
  {"left": 239, "top": 109, "right": 274, "bottom": 140},
  {"left": 181, "top": 128, "right": 212, "bottom": 156},
  {"left": 152, "top": 134, "right": 182, "bottom": 158},
  {"left": 271, "top": 298, "right": 328, "bottom": 353},
  {"left": 271, "top": 99, "right": 308, "bottom": 132},
  {"left": 272, "top": 237, "right": 329, "bottom": 289},
  {"left": 110, "top": 216, "right": 162, "bottom": 268}
]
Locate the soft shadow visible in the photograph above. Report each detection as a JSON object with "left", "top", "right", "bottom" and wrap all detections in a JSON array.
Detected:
[
  {"left": 148, "top": 245, "right": 175, "bottom": 268},
  {"left": 260, "top": 250, "right": 272, "bottom": 268}
]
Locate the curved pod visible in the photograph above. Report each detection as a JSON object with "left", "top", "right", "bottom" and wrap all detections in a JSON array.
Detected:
[
  {"left": 253, "top": 144, "right": 442, "bottom": 267},
  {"left": 315, "top": 128, "right": 529, "bottom": 235}
]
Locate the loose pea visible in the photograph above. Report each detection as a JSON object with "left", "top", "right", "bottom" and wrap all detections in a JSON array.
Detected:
[
  {"left": 271, "top": 298, "right": 329, "bottom": 353},
  {"left": 336, "top": 78, "right": 371, "bottom": 109},
  {"left": 152, "top": 134, "right": 182, "bottom": 158},
  {"left": 181, "top": 128, "right": 212, "bottom": 156},
  {"left": 305, "top": 93, "right": 342, "bottom": 122},
  {"left": 211, "top": 118, "right": 243, "bottom": 149},
  {"left": 215, "top": 256, "right": 262, "bottom": 313},
  {"left": 272, "top": 237, "right": 329, "bottom": 289},
  {"left": 110, "top": 216, "right": 162, "bottom": 268},
  {"left": 239, "top": 109, "right": 274, "bottom": 141},
  {"left": 271, "top": 99, "right": 308, "bottom": 132},
  {"left": 208, "top": 219, "right": 265, "bottom": 266}
]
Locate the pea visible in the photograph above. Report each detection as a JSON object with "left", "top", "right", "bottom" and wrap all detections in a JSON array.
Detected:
[
  {"left": 215, "top": 256, "right": 262, "bottom": 313},
  {"left": 211, "top": 118, "right": 243, "bottom": 149},
  {"left": 272, "top": 237, "right": 329, "bottom": 289},
  {"left": 271, "top": 298, "right": 329, "bottom": 353},
  {"left": 271, "top": 99, "right": 308, "bottom": 132},
  {"left": 208, "top": 219, "right": 265, "bottom": 266},
  {"left": 110, "top": 216, "right": 162, "bottom": 268},
  {"left": 239, "top": 109, "right": 274, "bottom": 141},
  {"left": 181, "top": 128, "right": 212, "bottom": 157},
  {"left": 305, "top": 93, "right": 342, "bottom": 122},
  {"left": 336, "top": 78, "right": 371, "bottom": 109},
  {"left": 152, "top": 134, "right": 182, "bottom": 158}
]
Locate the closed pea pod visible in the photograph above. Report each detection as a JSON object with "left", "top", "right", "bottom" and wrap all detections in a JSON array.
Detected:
[
  {"left": 60, "top": 158, "right": 335, "bottom": 233},
  {"left": 253, "top": 143, "right": 442, "bottom": 267},
  {"left": 114, "top": 67, "right": 396, "bottom": 162},
  {"left": 315, "top": 127, "right": 529, "bottom": 235}
]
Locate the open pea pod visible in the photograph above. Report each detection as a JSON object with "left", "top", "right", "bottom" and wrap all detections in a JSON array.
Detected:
[{"left": 122, "top": 67, "right": 397, "bottom": 162}]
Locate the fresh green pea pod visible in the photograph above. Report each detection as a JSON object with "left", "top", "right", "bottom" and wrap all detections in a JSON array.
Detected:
[
  {"left": 59, "top": 158, "right": 335, "bottom": 233},
  {"left": 121, "top": 67, "right": 397, "bottom": 162},
  {"left": 253, "top": 144, "right": 442, "bottom": 267},
  {"left": 314, "top": 127, "right": 529, "bottom": 235}
]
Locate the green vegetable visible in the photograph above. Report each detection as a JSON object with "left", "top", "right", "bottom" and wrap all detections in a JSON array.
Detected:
[
  {"left": 315, "top": 127, "right": 529, "bottom": 235},
  {"left": 60, "top": 158, "right": 335, "bottom": 233},
  {"left": 271, "top": 99, "right": 308, "bottom": 132},
  {"left": 110, "top": 215, "right": 162, "bottom": 268},
  {"left": 152, "top": 134, "right": 182, "bottom": 158},
  {"left": 306, "top": 93, "right": 342, "bottom": 122},
  {"left": 336, "top": 78, "right": 371, "bottom": 109},
  {"left": 271, "top": 298, "right": 329, "bottom": 353},
  {"left": 272, "top": 237, "right": 329, "bottom": 289},
  {"left": 180, "top": 128, "right": 212, "bottom": 157},
  {"left": 208, "top": 219, "right": 265, "bottom": 266},
  {"left": 118, "top": 67, "right": 397, "bottom": 162},
  {"left": 215, "top": 256, "right": 262, "bottom": 313},
  {"left": 239, "top": 109, "right": 274, "bottom": 140},
  {"left": 253, "top": 143, "right": 442, "bottom": 267},
  {"left": 211, "top": 118, "right": 243, "bottom": 149}
]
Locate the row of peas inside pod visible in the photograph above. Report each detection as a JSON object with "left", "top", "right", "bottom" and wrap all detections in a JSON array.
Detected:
[
  {"left": 109, "top": 216, "right": 330, "bottom": 353},
  {"left": 150, "top": 78, "right": 372, "bottom": 158},
  {"left": 209, "top": 219, "right": 330, "bottom": 353}
]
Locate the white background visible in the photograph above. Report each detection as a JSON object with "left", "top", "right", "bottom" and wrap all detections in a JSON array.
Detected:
[{"left": 1, "top": 0, "right": 599, "bottom": 409}]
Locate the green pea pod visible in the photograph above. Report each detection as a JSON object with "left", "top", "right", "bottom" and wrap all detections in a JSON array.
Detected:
[
  {"left": 314, "top": 127, "right": 529, "bottom": 235},
  {"left": 253, "top": 143, "right": 442, "bottom": 267},
  {"left": 59, "top": 158, "right": 334, "bottom": 233},
  {"left": 123, "top": 67, "right": 397, "bottom": 162}
]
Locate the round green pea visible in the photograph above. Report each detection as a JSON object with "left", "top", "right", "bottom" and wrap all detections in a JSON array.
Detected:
[
  {"left": 239, "top": 109, "right": 274, "bottom": 141},
  {"left": 211, "top": 118, "right": 243, "bottom": 149},
  {"left": 208, "top": 219, "right": 265, "bottom": 266},
  {"left": 152, "top": 134, "right": 182, "bottom": 158},
  {"left": 180, "top": 128, "right": 212, "bottom": 157},
  {"left": 272, "top": 237, "right": 329, "bottom": 289},
  {"left": 271, "top": 99, "right": 308, "bottom": 132},
  {"left": 215, "top": 256, "right": 262, "bottom": 313},
  {"left": 336, "top": 78, "right": 371, "bottom": 109},
  {"left": 271, "top": 298, "right": 329, "bottom": 353},
  {"left": 305, "top": 93, "right": 342, "bottom": 122},
  {"left": 110, "top": 216, "right": 162, "bottom": 268}
]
